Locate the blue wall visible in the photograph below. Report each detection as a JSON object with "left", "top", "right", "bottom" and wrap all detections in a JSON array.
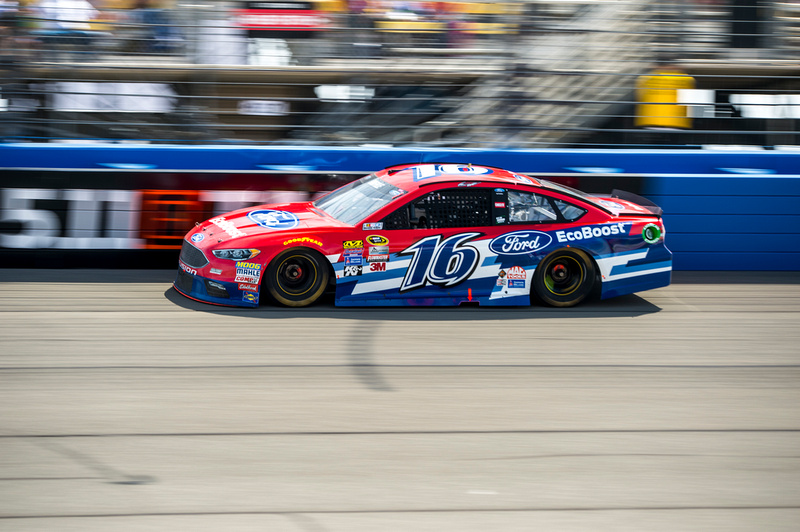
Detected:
[
  {"left": 3, "top": 143, "right": 800, "bottom": 175},
  {"left": 1, "top": 144, "right": 799, "bottom": 271},
  {"left": 644, "top": 175, "right": 800, "bottom": 271}
]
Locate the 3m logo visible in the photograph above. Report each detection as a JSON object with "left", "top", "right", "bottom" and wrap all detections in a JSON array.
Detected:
[{"left": 370, "top": 262, "right": 387, "bottom": 272}]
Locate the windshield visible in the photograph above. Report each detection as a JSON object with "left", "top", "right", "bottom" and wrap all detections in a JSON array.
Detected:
[{"left": 314, "top": 174, "right": 407, "bottom": 226}]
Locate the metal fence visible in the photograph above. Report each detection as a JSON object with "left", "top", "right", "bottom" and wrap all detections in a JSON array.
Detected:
[{"left": 1, "top": 0, "right": 799, "bottom": 148}]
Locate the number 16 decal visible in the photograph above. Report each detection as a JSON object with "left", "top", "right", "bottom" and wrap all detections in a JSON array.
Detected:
[{"left": 399, "top": 233, "right": 481, "bottom": 292}]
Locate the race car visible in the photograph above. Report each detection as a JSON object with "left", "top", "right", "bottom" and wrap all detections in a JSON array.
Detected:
[{"left": 174, "top": 163, "right": 671, "bottom": 308}]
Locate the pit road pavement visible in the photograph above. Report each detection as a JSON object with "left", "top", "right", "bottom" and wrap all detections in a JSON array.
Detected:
[{"left": 1, "top": 270, "right": 799, "bottom": 531}]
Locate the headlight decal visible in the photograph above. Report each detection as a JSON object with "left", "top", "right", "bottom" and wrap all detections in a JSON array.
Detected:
[{"left": 212, "top": 248, "right": 261, "bottom": 260}]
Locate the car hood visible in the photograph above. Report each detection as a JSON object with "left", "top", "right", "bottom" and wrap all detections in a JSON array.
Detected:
[{"left": 195, "top": 202, "right": 346, "bottom": 243}]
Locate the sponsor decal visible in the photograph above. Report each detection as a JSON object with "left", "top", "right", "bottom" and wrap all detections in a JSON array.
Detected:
[
  {"left": 496, "top": 278, "right": 506, "bottom": 286},
  {"left": 514, "top": 174, "right": 534, "bottom": 185},
  {"left": 498, "top": 269, "right": 507, "bottom": 278},
  {"left": 458, "top": 182, "right": 478, "bottom": 187},
  {"left": 369, "top": 245, "right": 389, "bottom": 255},
  {"left": 362, "top": 223, "right": 383, "bottom": 230},
  {"left": 555, "top": 223, "right": 630, "bottom": 243},
  {"left": 210, "top": 268, "right": 222, "bottom": 275},
  {"left": 367, "top": 254, "right": 389, "bottom": 263},
  {"left": 642, "top": 223, "right": 662, "bottom": 244},
  {"left": 507, "top": 266, "right": 527, "bottom": 280},
  {"left": 399, "top": 233, "right": 480, "bottom": 292},
  {"left": 489, "top": 230, "right": 552, "bottom": 255},
  {"left": 247, "top": 209, "right": 299, "bottom": 230},
  {"left": 343, "top": 248, "right": 363, "bottom": 257},
  {"left": 343, "top": 240, "right": 363, "bottom": 249},
  {"left": 234, "top": 261, "right": 262, "bottom": 283},
  {"left": 344, "top": 265, "right": 362, "bottom": 276},
  {"left": 190, "top": 233, "right": 204, "bottom": 243},
  {"left": 345, "top": 256, "right": 363, "bottom": 266},
  {"left": 412, "top": 164, "right": 493, "bottom": 182},
  {"left": 179, "top": 261, "right": 197, "bottom": 276},
  {"left": 283, "top": 236, "right": 322, "bottom": 247},
  {"left": 366, "top": 235, "right": 389, "bottom": 246},
  {"left": 496, "top": 216, "right": 506, "bottom": 224},
  {"left": 239, "top": 283, "right": 258, "bottom": 292},
  {"left": 210, "top": 216, "right": 247, "bottom": 239},
  {"left": 506, "top": 265, "right": 527, "bottom": 289},
  {"left": 242, "top": 292, "right": 259, "bottom": 304},
  {"left": 369, "top": 262, "right": 387, "bottom": 272},
  {"left": 598, "top": 199, "right": 625, "bottom": 211},
  {"left": 494, "top": 202, "right": 506, "bottom": 208},
  {"left": 494, "top": 188, "right": 504, "bottom": 194}
]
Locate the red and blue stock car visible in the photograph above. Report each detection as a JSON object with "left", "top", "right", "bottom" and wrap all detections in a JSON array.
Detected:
[{"left": 174, "top": 164, "right": 671, "bottom": 308}]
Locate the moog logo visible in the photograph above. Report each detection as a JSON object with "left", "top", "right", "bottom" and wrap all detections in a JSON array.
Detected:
[{"left": 489, "top": 231, "right": 552, "bottom": 256}]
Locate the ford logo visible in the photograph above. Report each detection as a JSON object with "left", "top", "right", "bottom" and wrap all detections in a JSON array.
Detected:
[
  {"left": 489, "top": 230, "right": 552, "bottom": 255},
  {"left": 247, "top": 209, "right": 299, "bottom": 230}
]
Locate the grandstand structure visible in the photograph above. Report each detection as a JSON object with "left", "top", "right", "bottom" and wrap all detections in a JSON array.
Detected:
[{"left": 1, "top": 0, "right": 799, "bottom": 147}]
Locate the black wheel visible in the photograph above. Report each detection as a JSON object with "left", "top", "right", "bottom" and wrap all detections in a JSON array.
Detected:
[
  {"left": 533, "top": 248, "right": 596, "bottom": 307},
  {"left": 265, "top": 249, "right": 330, "bottom": 307}
]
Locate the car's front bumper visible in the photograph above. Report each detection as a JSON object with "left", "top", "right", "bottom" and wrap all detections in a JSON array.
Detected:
[{"left": 174, "top": 269, "right": 260, "bottom": 308}]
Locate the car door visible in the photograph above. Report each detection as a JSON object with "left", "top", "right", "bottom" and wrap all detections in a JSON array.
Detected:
[{"left": 357, "top": 185, "right": 498, "bottom": 304}]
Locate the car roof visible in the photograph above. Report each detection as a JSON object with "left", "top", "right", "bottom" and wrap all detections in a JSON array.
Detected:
[{"left": 376, "top": 163, "right": 543, "bottom": 190}]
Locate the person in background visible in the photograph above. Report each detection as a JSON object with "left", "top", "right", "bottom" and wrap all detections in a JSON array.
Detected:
[
  {"left": 130, "top": 0, "right": 181, "bottom": 55},
  {"left": 33, "top": 0, "right": 98, "bottom": 55}
]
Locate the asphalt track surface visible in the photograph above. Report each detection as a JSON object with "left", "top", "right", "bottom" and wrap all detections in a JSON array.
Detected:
[{"left": 1, "top": 270, "right": 799, "bottom": 531}]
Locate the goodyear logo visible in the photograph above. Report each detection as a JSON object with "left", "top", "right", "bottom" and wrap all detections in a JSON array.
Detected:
[
  {"left": 283, "top": 236, "right": 322, "bottom": 247},
  {"left": 343, "top": 240, "right": 363, "bottom": 249},
  {"left": 366, "top": 235, "right": 389, "bottom": 246}
]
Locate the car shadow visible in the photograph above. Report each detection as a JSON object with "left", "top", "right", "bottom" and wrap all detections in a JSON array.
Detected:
[{"left": 163, "top": 287, "right": 661, "bottom": 321}]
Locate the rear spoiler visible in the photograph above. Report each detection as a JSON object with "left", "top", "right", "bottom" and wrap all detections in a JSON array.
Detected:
[{"left": 611, "top": 189, "right": 663, "bottom": 217}]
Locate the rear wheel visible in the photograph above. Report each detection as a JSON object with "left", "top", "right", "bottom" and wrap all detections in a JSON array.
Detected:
[
  {"left": 265, "top": 249, "right": 329, "bottom": 307},
  {"left": 533, "top": 248, "right": 595, "bottom": 307}
]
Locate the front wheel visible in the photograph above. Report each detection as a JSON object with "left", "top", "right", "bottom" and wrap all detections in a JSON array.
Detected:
[
  {"left": 265, "top": 249, "right": 330, "bottom": 307},
  {"left": 532, "top": 249, "right": 595, "bottom": 307}
]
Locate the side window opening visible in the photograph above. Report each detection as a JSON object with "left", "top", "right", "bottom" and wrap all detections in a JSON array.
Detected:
[
  {"left": 381, "top": 204, "right": 411, "bottom": 230},
  {"left": 552, "top": 198, "right": 587, "bottom": 222},
  {"left": 379, "top": 188, "right": 492, "bottom": 230},
  {"left": 508, "top": 190, "right": 558, "bottom": 223}
]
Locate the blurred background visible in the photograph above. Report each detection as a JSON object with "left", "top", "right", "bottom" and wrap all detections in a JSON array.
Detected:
[{"left": 1, "top": 0, "right": 798, "bottom": 149}]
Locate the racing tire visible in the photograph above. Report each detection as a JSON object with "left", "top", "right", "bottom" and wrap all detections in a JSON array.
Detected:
[
  {"left": 532, "top": 248, "right": 596, "bottom": 308},
  {"left": 265, "top": 248, "right": 330, "bottom": 307}
]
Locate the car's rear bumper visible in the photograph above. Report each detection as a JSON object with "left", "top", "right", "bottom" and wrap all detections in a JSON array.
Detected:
[{"left": 598, "top": 244, "right": 673, "bottom": 300}]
